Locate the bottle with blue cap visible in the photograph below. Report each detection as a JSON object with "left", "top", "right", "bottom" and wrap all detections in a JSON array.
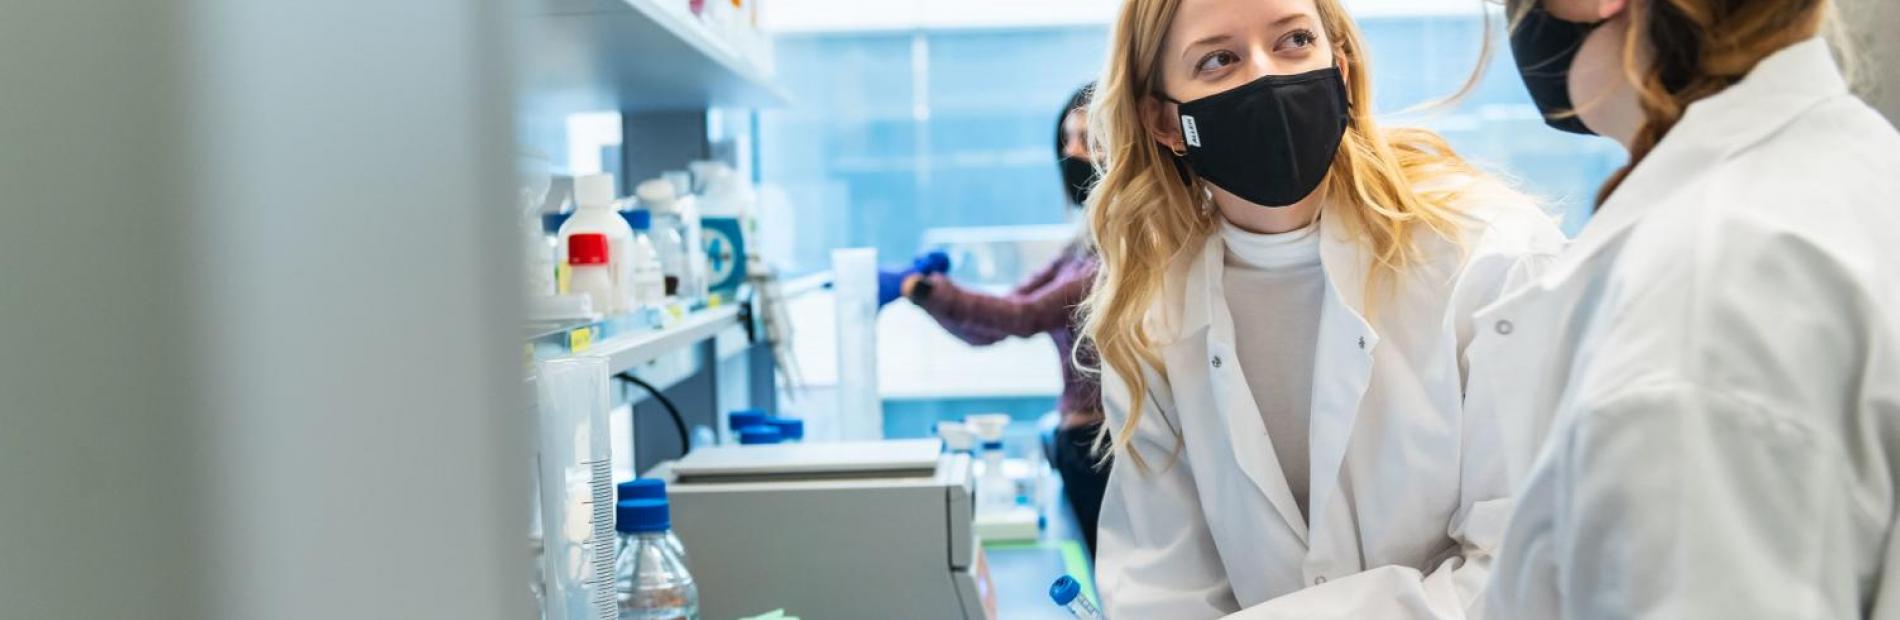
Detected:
[
  {"left": 615, "top": 479, "right": 687, "bottom": 563},
  {"left": 1049, "top": 575, "right": 1102, "bottom": 620},
  {"left": 767, "top": 416, "right": 804, "bottom": 444},
  {"left": 615, "top": 499, "right": 699, "bottom": 619},
  {"left": 726, "top": 409, "right": 768, "bottom": 444}
]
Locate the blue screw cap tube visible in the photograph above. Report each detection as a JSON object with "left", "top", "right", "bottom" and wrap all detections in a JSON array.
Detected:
[
  {"left": 737, "top": 425, "right": 782, "bottom": 445},
  {"left": 728, "top": 409, "right": 769, "bottom": 431},
  {"left": 1050, "top": 575, "right": 1102, "bottom": 620},
  {"left": 768, "top": 417, "right": 804, "bottom": 442}
]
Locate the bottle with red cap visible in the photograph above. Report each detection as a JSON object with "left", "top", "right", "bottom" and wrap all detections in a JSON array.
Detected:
[
  {"left": 566, "top": 233, "right": 615, "bottom": 315},
  {"left": 557, "top": 173, "right": 635, "bottom": 313}
]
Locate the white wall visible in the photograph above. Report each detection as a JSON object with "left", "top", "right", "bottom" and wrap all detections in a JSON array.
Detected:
[
  {"left": 761, "top": 0, "right": 1490, "bottom": 33},
  {"left": 1844, "top": 0, "right": 1899, "bottom": 123}
]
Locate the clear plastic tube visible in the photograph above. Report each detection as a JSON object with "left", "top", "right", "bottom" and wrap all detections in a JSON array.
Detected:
[{"left": 1050, "top": 575, "right": 1102, "bottom": 620}]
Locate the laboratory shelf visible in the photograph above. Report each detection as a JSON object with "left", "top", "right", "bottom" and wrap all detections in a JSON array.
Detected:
[
  {"left": 525, "top": 0, "right": 789, "bottom": 113},
  {"left": 529, "top": 304, "right": 744, "bottom": 376},
  {"left": 589, "top": 304, "right": 742, "bottom": 374}
]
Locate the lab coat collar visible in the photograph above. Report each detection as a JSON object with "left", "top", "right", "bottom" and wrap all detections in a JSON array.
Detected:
[
  {"left": 1540, "top": 37, "right": 1847, "bottom": 287},
  {"left": 1166, "top": 209, "right": 1379, "bottom": 345}
]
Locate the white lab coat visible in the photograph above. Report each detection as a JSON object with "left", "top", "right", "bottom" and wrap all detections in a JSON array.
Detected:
[
  {"left": 1475, "top": 39, "right": 1900, "bottom": 618},
  {"left": 1097, "top": 181, "right": 1566, "bottom": 619}
]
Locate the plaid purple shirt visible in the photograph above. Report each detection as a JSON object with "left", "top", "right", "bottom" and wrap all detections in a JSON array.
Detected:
[{"left": 916, "top": 243, "right": 1102, "bottom": 427}]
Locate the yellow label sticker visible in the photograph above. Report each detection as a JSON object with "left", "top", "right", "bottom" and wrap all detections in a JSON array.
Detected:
[{"left": 568, "top": 327, "right": 593, "bottom": 352}]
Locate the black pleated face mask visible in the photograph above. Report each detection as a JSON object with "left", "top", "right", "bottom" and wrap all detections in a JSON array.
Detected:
[
  {"left": 1508, "top": 2, "right": 1602, "bottom": 135},
  {"left": 1161, "top": 67, "right": 1350, "bottom": 208}
]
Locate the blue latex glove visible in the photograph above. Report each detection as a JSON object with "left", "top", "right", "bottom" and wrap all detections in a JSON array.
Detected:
[
  {"left": 877, "top": 269, "right": 912, "bottom": 308},
  {"left": 912, "top": 251, "right": 951, "bottom": 276}
]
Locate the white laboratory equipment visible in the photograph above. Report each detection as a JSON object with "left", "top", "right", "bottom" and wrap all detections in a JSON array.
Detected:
[
  {"left": 614, "top": 499, "right": 699, "bottom": 620},
  {"left": 831, "top": 248, "right": 882, "bottom": 441},
  {"left": 616, "top": 479, "right": 687, "bottom": 564},
  {"left": 560, "top": 173, "right": 635, "bottom": 314},
  {"left": 535, "top": 356, "right": 618, "bottom": 620},
  {"left": 651, "top": 439, "right": 990, "bottom": 620},
  {"left": 1049, "top": 575, "right": 1102, "bottom": 620}
]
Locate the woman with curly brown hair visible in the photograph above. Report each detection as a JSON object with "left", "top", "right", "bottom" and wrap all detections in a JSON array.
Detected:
[{"left": 1481, "top": 0, "right": 1900, "bottom": 616}]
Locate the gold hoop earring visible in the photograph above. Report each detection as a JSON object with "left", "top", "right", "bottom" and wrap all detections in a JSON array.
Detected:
[{"left": 1170, "top": 142, "right": 1187, "bottom": 157}]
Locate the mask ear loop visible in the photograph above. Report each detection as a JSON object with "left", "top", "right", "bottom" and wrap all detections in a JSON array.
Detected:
[{"left": 1154, "top": 90, "right": 1212, "bottom": 216}]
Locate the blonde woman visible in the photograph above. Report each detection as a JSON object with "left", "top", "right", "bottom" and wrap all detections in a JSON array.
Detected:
[
  {"left": 1481, "top": 0, "right": 1900, "bottom": 616},
  {"left": 1080, "top": 0, "right": 1565, "bottom": 617}
]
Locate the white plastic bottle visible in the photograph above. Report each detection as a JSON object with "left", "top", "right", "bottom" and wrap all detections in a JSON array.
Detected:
[
  {"left": 566, "top": 233, "right": 615, "bottom": 314},
  {"left": 625, "top": 210, "right": 667, "bottom": 309},
  {"left": 976, "top": 439, "right": 1016, "bottom": 518},
  {"left": 663, "top": 171, "right": 708, "bottom": 305},
  {"left": 676, "top": 194, "right": 707, "bottom": 306},
  {"left": 559, "top": 173, "right": 635, "bottom": 314},
  {"left": 634, "top": 179, "right": 690, "bottom": 299}
]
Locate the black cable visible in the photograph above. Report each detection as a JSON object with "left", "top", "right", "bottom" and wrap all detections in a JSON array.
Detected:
[{"left": 616, "top": 372, "right": 692, "bottom": 455}]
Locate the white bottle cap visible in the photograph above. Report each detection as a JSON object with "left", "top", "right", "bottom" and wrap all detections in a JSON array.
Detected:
[
  {"left": 636, "top": 178, "right": 676, "bottom": 211},
  {"left": 574, "top": 173, "right": 616, "bottom": 210},
  {"left": 966, "top": 413, "right": 1011, "bottom": 442}
]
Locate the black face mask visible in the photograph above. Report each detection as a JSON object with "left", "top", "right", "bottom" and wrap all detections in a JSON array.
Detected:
[
  {"left": 1162, "top": 67, "right": 1350, "bottom": 208},
  {"left": 1056, "top": 83, "right": 1098, "bottom": 207},
  {"left": 1508, "top": 2, "right": 1602, "bottom": 135},
  {"left": 1059, "top": 156, "right": 1095, "bottom": 207}
]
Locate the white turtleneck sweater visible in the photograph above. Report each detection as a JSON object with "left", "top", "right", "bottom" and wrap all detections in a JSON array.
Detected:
[{"left": 1219, "top": 218, "right": 1325, "bottom": 521}]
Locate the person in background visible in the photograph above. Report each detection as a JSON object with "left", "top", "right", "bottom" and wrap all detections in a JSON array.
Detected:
[
  {"left": 1481, "top": 0, "right": 1900, "bottom": 616},
  {"left": 877, "top": 84, "right": 1111, "bottom": 556}
]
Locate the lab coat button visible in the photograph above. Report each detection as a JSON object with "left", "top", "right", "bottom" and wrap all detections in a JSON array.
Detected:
[
  {"left": 1495, "top": 320, "right": 1514, "bottom": 336},
  {"left": 1211, "top": 355, "right": 1223, "bottom": 369},
  {"left": 1356, "top": 336, "right": 1366, "bottom": 350}
]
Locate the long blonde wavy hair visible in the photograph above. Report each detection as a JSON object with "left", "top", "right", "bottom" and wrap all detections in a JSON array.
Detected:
[{"left": 1081, "top": 0, "right": 1487, "bottom": 468}]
